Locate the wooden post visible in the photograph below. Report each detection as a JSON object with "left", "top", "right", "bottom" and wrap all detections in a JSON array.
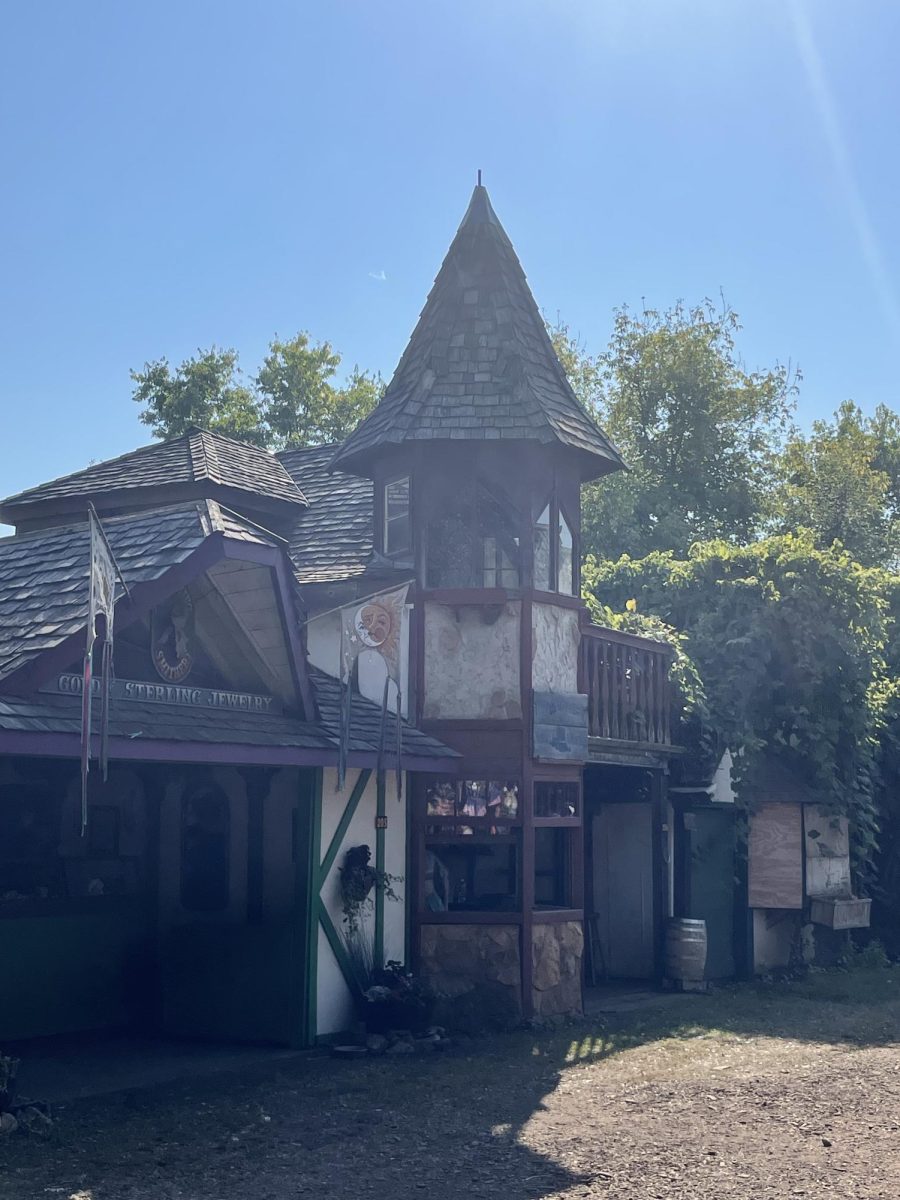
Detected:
[
  {"left": 293, "top": 768, "right": 321, "bottom": 1049},
  {"left": 374, "top": 771, "right": 387, "bottom": 968}
]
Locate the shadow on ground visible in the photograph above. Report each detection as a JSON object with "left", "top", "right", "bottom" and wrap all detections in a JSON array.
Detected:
[{"left": 2, "top": 967, "right": 900, "bottom": 1200}]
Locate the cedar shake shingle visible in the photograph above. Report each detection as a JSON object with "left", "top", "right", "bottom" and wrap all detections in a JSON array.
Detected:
[{"left": 331, "top": 185, "right": 624, "bottom": 480}]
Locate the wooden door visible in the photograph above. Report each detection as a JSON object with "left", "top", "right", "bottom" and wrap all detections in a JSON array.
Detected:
[{"left": 591, "top": 803, "right": 654, "bottom": 979}]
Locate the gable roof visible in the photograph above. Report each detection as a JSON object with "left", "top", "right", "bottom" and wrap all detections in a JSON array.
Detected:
[
  {"left": 0, "top": 500, "right": 274, "bottom": 683},
  {"left": 279, "top": 444, "right": 374, "bottom": 583},
  {"left": 331, "top": 185, "right": 625, "bottom": 479},
  {"left": 0, "top": 427, "right": 307, "bottom": 522}
]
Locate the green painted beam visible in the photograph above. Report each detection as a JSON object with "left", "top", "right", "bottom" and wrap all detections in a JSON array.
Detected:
[
  {"left": 304, "top": 769, "right": 323, "bottom": 1047},
  {"left": 374, "top": 771, "right": 386, "bottom": 968},
  {"left": 317, "top": 769, "right": 371, "bottom": 890},
  {"left": 319, "top": 904, "right": 362, "bottom": 1000}
]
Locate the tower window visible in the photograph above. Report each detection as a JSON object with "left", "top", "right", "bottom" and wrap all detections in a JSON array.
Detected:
[
  {"left": 533, "top": 498, "right": 577, "bottom": 596},
  {"left": 558, "top": 511, "right": 574, "bottom": 595},
  {"left": 384, "top": 476, "right": 411, "bottom": 556},
  {"left": 534, "top": 505, "right": 552, "bottom": 591}
]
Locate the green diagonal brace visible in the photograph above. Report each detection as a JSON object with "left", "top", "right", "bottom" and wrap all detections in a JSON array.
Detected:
[
  {"left": 318, "top": 902, "right": 362, "bottom": 1000},
  {"left": 318, "top": 769, "right": 371, "bottom": 889}
]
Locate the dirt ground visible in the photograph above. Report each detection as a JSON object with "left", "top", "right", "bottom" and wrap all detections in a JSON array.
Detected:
[{"left": 3, "top": 968, "right": 900, "bottom": 1200}]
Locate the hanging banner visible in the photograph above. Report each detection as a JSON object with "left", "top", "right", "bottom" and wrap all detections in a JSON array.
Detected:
[
  {"left": 337, "top": 584, "right": 409, "bottom": 795},
  {"left": 80, "top": 508, "right": 118, "bottom": 834}
]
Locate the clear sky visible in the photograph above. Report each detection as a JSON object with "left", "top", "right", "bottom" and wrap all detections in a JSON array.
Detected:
[{"left": 1, "top": 0, "right": 899, "bottom": 503}]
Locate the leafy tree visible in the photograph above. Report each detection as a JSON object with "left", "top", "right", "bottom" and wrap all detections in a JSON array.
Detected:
[
  {"left": 551, "top": 302, "right": 798, "bottom": 560},
  {"left": 583, "top": 533, "right": 896, "bottom": 875},
  {"left": 132, "top": 347, "right": 266, "bottom": 446},
  {"left": 256, "top": 333, "right": 381, "bottom": 449},
  {"left": 774, "top": 400, "right": 900, "bottom": 569},
  {"left": 132, "top": 333, "right": 381, "bottom": 449}
]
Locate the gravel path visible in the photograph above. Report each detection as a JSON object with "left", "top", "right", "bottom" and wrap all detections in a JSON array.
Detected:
[{"left": 3, "top": 972, "right": 900, "bottom": 1199}]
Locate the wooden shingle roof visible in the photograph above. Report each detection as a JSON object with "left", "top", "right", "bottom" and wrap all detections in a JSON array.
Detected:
[
  {"left": 331, "top": 184, "right": 625, "bottom": 479},
  {"left": 0, "top": 427, "right": 307, "bottom": 522},
  {"left": 279, "top": 444, "right": 374, "bottom": 583},
  {"left": 0, "top": 500, "right": 274, "bottom": 682}
]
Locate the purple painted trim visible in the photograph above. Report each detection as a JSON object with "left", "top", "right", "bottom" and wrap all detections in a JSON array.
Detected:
[
  {"left": 0, "top": 728, "right": 458, "bottom": 773},
  {"left": 272, "top": 553, "right": 319, "bottom": 723}
]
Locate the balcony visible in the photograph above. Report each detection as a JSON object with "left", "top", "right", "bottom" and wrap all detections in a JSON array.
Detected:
[{"left": 580, "top": 624, "right": 673, "bottom": 751}]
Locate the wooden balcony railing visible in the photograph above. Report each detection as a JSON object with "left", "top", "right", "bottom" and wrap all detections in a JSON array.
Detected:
[{"left": 580, "top": 624, "right": 673, "bottom": 747}]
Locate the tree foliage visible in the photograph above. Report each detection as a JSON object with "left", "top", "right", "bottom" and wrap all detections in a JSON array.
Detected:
[
  {"left": 132, "top": 333, "right": 382, "bottom": 449},
  {"left": 583, "top": 534, "right": 897, "bottom": 873},
  {"left": 775, "top": 400, "right": 900, "bottom": 570},
  {"left": 553, "top": 301, "right": 799, "bottom": 560},
  {"left": 131, "top": 347, "right": 267, "bottom": 446}
]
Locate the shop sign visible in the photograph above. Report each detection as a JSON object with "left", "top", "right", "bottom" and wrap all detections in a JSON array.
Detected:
[{"left": 49, "top": 673, "right": 280, "bottom": 715}]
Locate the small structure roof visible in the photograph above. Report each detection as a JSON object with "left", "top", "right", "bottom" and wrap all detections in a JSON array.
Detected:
[
  {"left": 0, "top": 500, "right": 274, "bottom": 683},
  {"left": 278, "top": 445, "right": 374, "bottom": 583},
  {"left": 0, "top": 427, "right": 307, "bottom": 522},
  {"left": 331, "top": 184, "right": 625, "bottom": 479}
]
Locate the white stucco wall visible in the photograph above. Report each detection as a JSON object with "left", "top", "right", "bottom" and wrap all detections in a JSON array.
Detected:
[
  {"left": 316, "top": 767, "right": 407, "bottom": 1037},
  {"left": 752, "top": 909, "right": 800, "bottom": 972},
  {"left": 532, "top": 602, "right": 580, "bottom": 693},
  {"left": 423, "top": 601, "right": 521, "bottom": 719}
]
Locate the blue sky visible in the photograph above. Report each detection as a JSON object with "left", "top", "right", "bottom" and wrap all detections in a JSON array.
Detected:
[{"left": 1, "top": 0, "right": 899, "bottom": 502}]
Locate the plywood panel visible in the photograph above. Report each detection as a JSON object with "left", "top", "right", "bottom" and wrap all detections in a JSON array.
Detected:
[{"left": 749, "top": 803, "right": 802, "bottom": 909}]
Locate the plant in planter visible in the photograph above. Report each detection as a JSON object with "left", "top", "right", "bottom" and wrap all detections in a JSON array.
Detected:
[
  {"left": 339, "top": 844, "right": 401, "bottom": 936},
  {"left": 337, "top": 846, "right": 433, "bottom": 1033},
  {"left": 363, "top": 961, "right": 435, "bottom": 1035}
]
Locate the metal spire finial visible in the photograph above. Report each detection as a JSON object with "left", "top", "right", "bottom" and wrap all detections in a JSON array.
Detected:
[{"left": 477, "top": 169, "right": 482, "bottom": 186}]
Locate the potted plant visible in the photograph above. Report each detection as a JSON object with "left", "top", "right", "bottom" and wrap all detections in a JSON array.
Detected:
[{"left": 363, "top": 961, "right": 435, "bottom": 1035}]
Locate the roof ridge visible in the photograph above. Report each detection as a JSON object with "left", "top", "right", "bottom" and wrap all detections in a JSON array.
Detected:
[{"left": 0, "top": 429, "right": 192, "bottom": 508}]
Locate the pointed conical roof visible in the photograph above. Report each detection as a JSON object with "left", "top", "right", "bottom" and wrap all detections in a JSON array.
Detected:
[{"left": 331, "top": 184, "right": 624, "bottom": 479}]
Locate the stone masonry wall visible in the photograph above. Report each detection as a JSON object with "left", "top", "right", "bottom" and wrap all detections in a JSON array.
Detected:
[
  {"left": 532, "top": 921, "right": 584, "bottom": 1017},
  {"left": 419, "top": 924, "right": 522, "bottom": 1031}
]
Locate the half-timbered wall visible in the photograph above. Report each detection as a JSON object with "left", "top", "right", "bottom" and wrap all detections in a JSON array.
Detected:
[
  {"left": 422, "top": 601, "right": 521, "bottom": 720},
  {"left": 315, "top": 767, "right": 406, "bottom": 1037}
]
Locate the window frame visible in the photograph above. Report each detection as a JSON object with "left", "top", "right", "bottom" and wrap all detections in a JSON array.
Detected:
[
  {"left": 531, "top": 776, "right": 581, "bottom": 912},
  {"left": 532, "top": 492, "right": 579, "bottom": 597},
  {"left": 382, "top": 473, "right": 412, "bottom": 558}
]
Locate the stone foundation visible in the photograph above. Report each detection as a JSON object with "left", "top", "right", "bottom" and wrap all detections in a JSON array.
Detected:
[
  {"left": 532, "top": 921, "right": 584, "bottom": 1017},
  {"left": 419, "top": 924, "right": 522, "bottom": 1031}
]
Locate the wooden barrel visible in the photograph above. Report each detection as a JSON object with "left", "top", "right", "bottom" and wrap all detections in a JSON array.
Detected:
[{"left": 665, "top": 918, "right": 708, "bottom": 982}]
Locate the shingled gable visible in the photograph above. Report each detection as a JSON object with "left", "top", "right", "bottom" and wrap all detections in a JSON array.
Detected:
[
  {"left": 0, "top": 427, "right": 308, "bottom": 530},
  {"left": 0, "top": 498, "right": 318, "bottom": 719},
  {"left": 330, "top": 183, "right": 625, "bottom": 480}
]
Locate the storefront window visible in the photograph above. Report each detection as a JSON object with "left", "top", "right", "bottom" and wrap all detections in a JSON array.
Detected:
[
  {"left": 423, "top": 778, "right": 521, "bottom": 913},
  {"left": 424, "top": 837, "right": 519, "bottom": 913},
  {"left": 534, "top": 781, "right": 579, "bottom": 820},
  {"left": 426, "top": 779, "right": 519, "bottom": 820},
  {"left": 534, "top": 827, "right": 572, "bottom": 909}
]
